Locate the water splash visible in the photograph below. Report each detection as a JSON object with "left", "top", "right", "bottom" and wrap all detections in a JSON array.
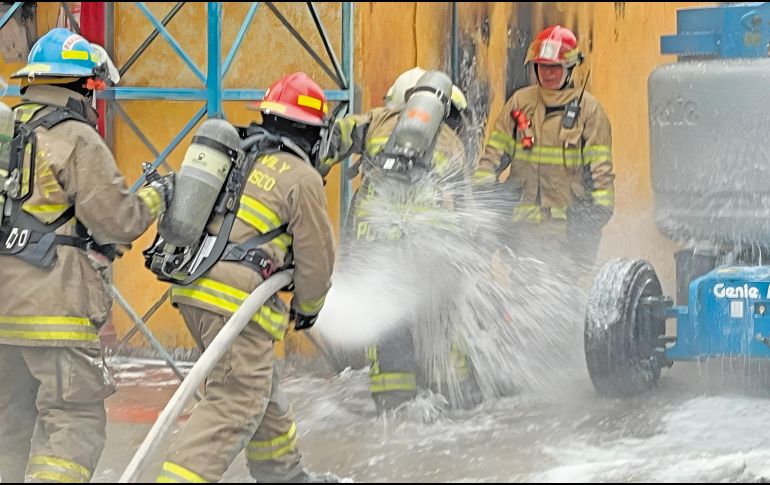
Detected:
[{"left": 315, "top": 146, "right": 586, "bottom": 407}]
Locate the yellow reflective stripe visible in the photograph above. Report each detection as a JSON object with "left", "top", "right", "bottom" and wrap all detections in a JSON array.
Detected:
[
  {"left": 451, "top": 344, "right": 467, "bottom": 369},
  {"left": 366, "top": 345, "right": 379, "bottom": 375},
  {"left": 584, "top": 145, "right": 612, "bottom": 165},
  {"left": 298, "top": 296, "right": 325, "bottom": 315},
  {"left": 551, "top": 207, "right": 568, "bottom": 220},
  {"left": 297, "top": 94, "right": 322, "bottom": 110},
  {"left": 513, "top": 144, "right": 581, "bottom": 165},
  {"left": 137, "top": 187, "right": 162, "bottom": 218},
  {"left": 271, "top": 233, "right": 292, "bottom": 253},
  {"left": 237, "top": 208, "right": 271, "bottom": 233},
  {"left": 365, "top": 136, "right": 389, "bottom": 156},
  {"left": 0, "top": 330, "right": 99, "bottom": 342},
  {"left": 472, "top": 169, "right": 496, "bottom": 186},
  {"left": 28, "top": 471, "right": 81, "bottom": 483},
  {"left": 61, "top": 50, "right": 90, "bottom": 61},
  {"left": 196, "top": 277, "right": 249, "bottom": 300},
  {"left": 247, "top": 423, "right": 298, "bottom": 461},
  {"left": 488, "top": 130, "right": 516, "bottom": 155},
  {"left": 248, "top": 423, "right": 297, "bottom": 450},
  {"left": 370, "top": 372, "right": 417, "bottom": 393},
  {"left": 247, "top": 436, "right": 298, "bottom": 461},
  {"left": 15, "top": 103, "right": 45, "bottom": 123},
  {"left": 157, "top": 462, "right": 207, "bottom": 483},
  {"left": 241, "top": 195, "right": 281, "bottom": 227},
  {"left": 337, "top": 117, "right": 356, "bottom": 147},
  {"left": 172, "top": 279, "right": 287, "bottom": 339},
  {"left": 29, "top": 456, "right": 91, "bottom": 482},
  {"left": 583, "top": 145, "right": 611, "bottom": 156},
  {"left": 433, "top": 151, "right": 448, "bottom": 168},
  {"left": 592, "top": 188, "right": 614, "bottom": 207},
  {"left": 186, "top": 284, "right": 286, "bottom": 326},
  {"left": 0, "top": 315, "right": 91, "bottom": 326},
  {"left": 512, "top": 204, "right": 543, "bottom": 222},
  {"left": 23, "top": 203, "right": 69, "bottom": 215}
]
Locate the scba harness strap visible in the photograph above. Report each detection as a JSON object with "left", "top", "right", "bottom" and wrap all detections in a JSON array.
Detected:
[{"left": 0, "top": 103, "right": 117, "bottom": 268}]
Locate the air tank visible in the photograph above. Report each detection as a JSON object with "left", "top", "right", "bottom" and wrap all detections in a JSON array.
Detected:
[
  {"left": 159, "top": 119, "right": 243, "bottom": 247},
  {"left": 649, "top": 57, "right": 770, "bottom": 244},
  {"left": 392, "top": 70, "right": 452, "bottom": 160},
  {"left": 0, "top": 76, "right": 13, "bottom": 221}
]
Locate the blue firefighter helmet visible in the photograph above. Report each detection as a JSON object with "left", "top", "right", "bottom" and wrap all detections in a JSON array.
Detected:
[{"left": 11, "top": 28, "right": 99, "bottom": 81}]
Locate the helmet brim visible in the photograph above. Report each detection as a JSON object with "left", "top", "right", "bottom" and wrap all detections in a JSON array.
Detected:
[
  {"left": 248, "top": 100, "right": 326, "bottom": 127},
  {"left": 12, "top": 62, "right": 94, "bottom": 79}
]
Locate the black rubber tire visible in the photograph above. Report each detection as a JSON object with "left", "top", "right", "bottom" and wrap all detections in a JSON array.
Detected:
[{"left": 585, "top": 258, "right": 666, "bottom": 397}]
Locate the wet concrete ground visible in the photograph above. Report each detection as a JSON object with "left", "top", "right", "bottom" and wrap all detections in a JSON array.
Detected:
[{"left": 93, "top": 358, "right": 770, "bottom": 483}]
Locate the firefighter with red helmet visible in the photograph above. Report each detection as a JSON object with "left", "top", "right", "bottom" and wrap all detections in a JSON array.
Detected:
[
  {"left": 477, "top": 25, "right": 615, "bottom": 270},
  {"left": 156, "top": 72, "right": 339, "bottom": 483}
]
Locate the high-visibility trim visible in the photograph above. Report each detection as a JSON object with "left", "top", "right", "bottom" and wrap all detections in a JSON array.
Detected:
[
  {"left": 369, "top": 372, "right": 417, "bottom": 393},
  {"left": 551, "top": 207, "right": 568, "bottom": 220},
  {"left": 0, "top": 315, "right": 91, "bottom": 326},
  {"left": 241, "top": 195, "right": 282, "bottom": 227},
  {"left": 488, "top": 130, "right": 516, "bottom": 155},
  {"left": 237, "top": 208, "right": 271, "bottom": 234},
  {"left": 61, "top": 50, "right": 90, "bottom": 61},
  {"left": 0, "top": 316, "right": 98, "bottom": 343},
  {"left": 592, "top": 188, "right": 614, "bottom": 207},
  {"left": 433, "top": 151, "right": 449, "bottom": 168},
  {"left": 365, "top": 136, "right": 389, "bottom": 156},
  {"left": 28, "top": 455, "right": 91, "bottom": 482},
  {"left": 171, "top": 278, "right": 288, "bottom": 339},
  {"left": 472, "top": 169, "right": 496, "bottom": 186},
  {"left": 156, "top": 461, "right": 208, "bottom": 483},
  {"left": 137, "top": 186, "right": 163, "bottom": 218},
  {"left": 297, "top": 94, "right": 322, "bottom": 111},
  {"left": 366, "top": 346, "right": 379, "bottom": 375},
  {"left": 238, "top": 195, "right": 289, "bottom": 253},
  {"left": 28, "top": 471, "right": 81, "bottom": 483},
  {"left": 272, "top": 233, "right": 293, "bottom": 253},
  {"left": 15, "top": 103, "right": 46, "bottom": 123},
  {"left": 337, "top": 117, "right": 357, "bottom": 147},
  {"left": 22, "top": 203, "right": 69, "bottom": 215},
  {"left": 0, "top": 329, "right": 99, "bottom": 342},
  {"left": 247, "top": 423, "right": 298, "bottom": 461},
  {"left": 512, "top": 204, "right": 543, "bottom": 223},
  {"left": 298, "top": 295, "right": 325, "bottom": 315}
]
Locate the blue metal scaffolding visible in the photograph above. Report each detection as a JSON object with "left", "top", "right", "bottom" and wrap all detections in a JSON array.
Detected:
[{"left": 1, "top": 1, "right": 355, "bottom": 217}]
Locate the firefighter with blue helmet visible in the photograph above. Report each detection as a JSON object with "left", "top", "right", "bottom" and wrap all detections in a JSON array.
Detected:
[{"left": 0, "top": 28, "right": 173, "bottom": 482}]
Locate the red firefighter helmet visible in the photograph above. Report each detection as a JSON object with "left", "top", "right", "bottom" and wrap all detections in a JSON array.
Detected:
[
  {"left": 249, "top": 72, "right": 328, "bottom": 126},
  {"left": 525, "top": 25, "right": 582, "bottom": 68}
]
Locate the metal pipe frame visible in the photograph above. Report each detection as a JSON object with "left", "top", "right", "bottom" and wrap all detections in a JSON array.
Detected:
[
  {"left": 1, "top": 2, "right": 355, "bottom": 219},
  {"left": 119, "top": 2, "right": 185, "bottom": 77}
]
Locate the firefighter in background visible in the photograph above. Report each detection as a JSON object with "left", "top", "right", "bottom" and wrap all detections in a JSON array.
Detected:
[
  {"left": 476, "top": 25, "right": 615, "bottom": 271},
  {"left": 321, "top": 67, "right": 480, "bottom": 413},
  {"left": 0, "top": 28, "right": 173, "bottom": 483},
  {"left": 155, "top": 72, "right": 339, "bottom": 483}
]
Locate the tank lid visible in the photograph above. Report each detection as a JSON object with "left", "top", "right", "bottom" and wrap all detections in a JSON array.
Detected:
[{"left": 662, "top": 3, "right": 770, "bottom": 59}]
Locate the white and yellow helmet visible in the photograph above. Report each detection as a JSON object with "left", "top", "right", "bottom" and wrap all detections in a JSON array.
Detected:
[{"left": 384, "top": 67, "right": 467, "bottom": 113}]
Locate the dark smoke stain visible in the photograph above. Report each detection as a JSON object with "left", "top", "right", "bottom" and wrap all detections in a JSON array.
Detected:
[
  {"left": 615, "top": 2, "right": 626, "bottom": 19},
  {"left": 507, "top": 1, "right": 534, "bottom": 98},
  {"left": 457, "top": 35, "right": 490, "bottom": 166},
  {"left": 481, "top": 16, "right": 490, "bottom": 45}
]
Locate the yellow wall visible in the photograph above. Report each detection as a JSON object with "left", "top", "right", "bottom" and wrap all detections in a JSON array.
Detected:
[{"left": 1, "top": 2, "right": 716, "bottom": 349}]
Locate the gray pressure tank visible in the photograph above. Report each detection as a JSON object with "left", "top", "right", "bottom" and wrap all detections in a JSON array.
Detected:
[
  {"left": 159, "top": 119, "right": 243, "bottom": 247},
  {"left": 649, "top": 58, "right": 770, "bottom": 244},
  {"left": 393, "top": 70, "right": 452, "bottom": 159}
]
